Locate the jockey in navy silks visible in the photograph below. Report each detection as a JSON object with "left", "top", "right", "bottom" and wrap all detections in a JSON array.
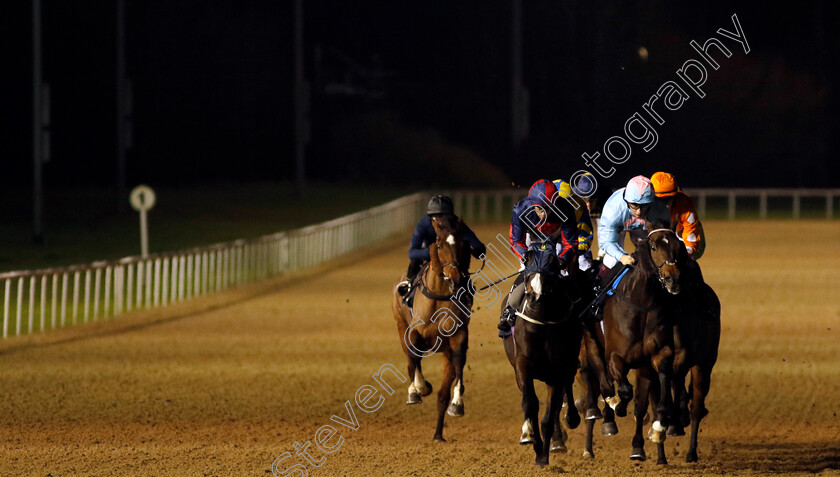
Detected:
[
  {"left": 498, "top": 179, "right": 578, "bottom": 336},
  {"left": 397, "top": 195, "right": 486, "bottom": 298}
]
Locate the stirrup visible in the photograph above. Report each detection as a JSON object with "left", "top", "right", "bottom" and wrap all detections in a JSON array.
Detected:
[{"left": 397, "top": 281, "right": 411, "bottom": 297}]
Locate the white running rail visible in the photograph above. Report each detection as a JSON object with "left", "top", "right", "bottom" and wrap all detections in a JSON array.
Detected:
[{"left": 0, "top": 193, "right": 426, "bottom": 338}]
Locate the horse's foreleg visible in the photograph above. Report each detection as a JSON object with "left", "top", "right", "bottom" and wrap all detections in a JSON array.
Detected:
[
  {"left": 447, "top": 332, "right": 467, "bottom": 417},
  {"left": 631, "top": 369, "right": 653, "bottom": 462},
  {"left": 686, "top": 365, "right": 711, "bottom": 462},
  {"left": 668, "top": 369, "right": 689, "bottom": 436},
  {"left": 537, "top": 383, "right": 561, "bottom": 467},
  {"left": 606, "top": 353, "right": 632, "bottom": 417},
  {"left": 433, "top": 350, "right": 456, "bottom": 442},
  {"left": 645, "top": 367, "right": 669, "bottom": 465},
  {"left": 564, "top": 367, "right": 581, "bottom": 430},
  {"left": 516, "top": 358, "right": 542, "bottom": 460}
]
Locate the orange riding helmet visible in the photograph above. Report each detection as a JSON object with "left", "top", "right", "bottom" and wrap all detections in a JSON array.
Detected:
[{"left": 651, "top": 171, "right": 678, "bottom": 198}]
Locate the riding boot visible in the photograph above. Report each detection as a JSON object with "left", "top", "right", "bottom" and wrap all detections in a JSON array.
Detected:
[
  {"left": 398, "top": 259, "right": 424, "bottom": 297},
  {"left": 499, "top": 276, "right": 525, "bottom": 337}
]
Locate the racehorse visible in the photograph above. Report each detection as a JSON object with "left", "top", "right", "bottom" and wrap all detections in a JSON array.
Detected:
[
  {"left": 577, "top": 320, "right": 620, "bottom": 459},
  {"left": 501, "top": 242, "right": 582, "bottom": 467},
  {"left": 392, "top": 214, "right": 472, "bottom": 442},
  {"left": 602, "top": 227, "right": 684, "bottom": 464},
  {"left": 668, "top": 273, "right": 721, "bottom": 462}
]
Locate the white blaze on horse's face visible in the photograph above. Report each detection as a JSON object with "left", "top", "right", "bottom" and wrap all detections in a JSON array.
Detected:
[
  {"left": 530, "top": 274, "right": 543, "bottom": 300},
  {"left": 446, "top": 234, "right": 455, "bottom": 246}
]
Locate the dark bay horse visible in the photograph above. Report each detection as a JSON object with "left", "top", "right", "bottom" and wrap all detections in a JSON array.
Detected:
[
  {"left": 602, "top": 227, "right": 684, "bottom": 464},
  {"left": 668, "top": 273, "right": 721, "bottom": 462},
  {"left": 392, "top": 215, "right": 472, "bottom": 442},
  {"left": 577, "top": 319, "right": 619, "bottom": 459},
  {"left": 501, "top": 242, "right": 582, "bottom": 467}
]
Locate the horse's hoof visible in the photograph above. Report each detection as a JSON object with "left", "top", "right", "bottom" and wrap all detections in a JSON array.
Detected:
[
  {"left": 406, "top": 393, "right": 422, "bottom": 405},
  {"left": 601, "top": 421, "right": 618, "bottom": 436},
  {"left": 550, "top": 439, "right": 567, "bottom": 454},
  {"left": 605, "top": 395, "right": 621, "bottom": 411},
  {"left": 615, "top": 401, "right": 628, "bottom": 417},
  {"left": 657, "top": 456, "right": 669, "bottom": 465},
  {"left": 667, "top": 424, "right": 685, "bottom": 436},
  {"left": 446, "top": 403, "right": 464, "bottom": 417},
  {"left": 575, "top": 398, "right": 585, "bottom": 410},
  {"left": 535, "top": 455, "right": 549, "bottom": 467},
  {"left": 582, "top": 449, "right": 594, "bottom": 459},
  {"left": 630, "top": 448, "right": 646, "bottom": 461},
  {"left": 585, "top": 408, "right": 603, "bottom": 421},
  {"left": 686, "top": 451, "right": 698, "bottom": 463},
  {"left": 519, "top": 434, "right": 534, "bottom": 445},
  {"left": 566, "top": 410, "right": 581, "bottom": 430},
  {"left": 420, "top": 381, "right": 434, "bottom": 397},
  {"left": 433, "top": 435, "right": 446, "bottom": 443}
]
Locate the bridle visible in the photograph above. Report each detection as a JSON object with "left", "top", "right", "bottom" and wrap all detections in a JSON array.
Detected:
[{"left": 647, "top": 228, "right": 679, "bottom": 288}]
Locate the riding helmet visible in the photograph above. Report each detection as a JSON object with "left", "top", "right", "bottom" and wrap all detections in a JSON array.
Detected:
[
  {"left": 623, "top": 175, "right": 655, "bottom": 204},
  {"left": 650, "top": 172, "right": 678, "bottom": 198},
  {"left": 427, "top": 195, "right": 454, "bottom": 215}
]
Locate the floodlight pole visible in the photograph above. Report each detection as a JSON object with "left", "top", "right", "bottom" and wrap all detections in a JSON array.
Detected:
[
  {"left": 116, "top": 0, "right": 128, "bottom": 212},
  {"left": 510, "top": 0, "right": 521, "bottom": 151},
  {"left": 294, "top": 0, "right": 307, "bottom": 197},
  {"left": 32, "top": 0, "right": 43, "bottom": 244}
]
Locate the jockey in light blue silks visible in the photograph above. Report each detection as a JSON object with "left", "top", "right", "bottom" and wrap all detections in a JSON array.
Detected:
[{"left": 589, "top": 175, "right": 671, "bottom": 318}]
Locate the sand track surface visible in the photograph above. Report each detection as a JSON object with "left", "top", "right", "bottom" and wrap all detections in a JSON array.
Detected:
[{"left": 2, "top": 221, "right": 839, "bottom": 476}]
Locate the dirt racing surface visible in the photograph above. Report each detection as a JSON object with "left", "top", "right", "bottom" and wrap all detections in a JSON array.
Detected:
[{"left": 1, "top": 220, "right": 839, "bottom": 476}]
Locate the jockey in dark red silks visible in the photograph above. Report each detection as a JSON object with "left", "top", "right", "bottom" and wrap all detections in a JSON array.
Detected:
[{"left": 498, "top": 179, "right": 578, "bottom": 337}]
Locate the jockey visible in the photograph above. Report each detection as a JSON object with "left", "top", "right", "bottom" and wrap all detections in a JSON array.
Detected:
[
  {"left": 498, "top": 179, "right": 578, "bottom": 336},
  {"left": 571, "top": 172, "right": 612, "bottom": 260},
  {"left": 396, "top": 195, "right": 486, "bottom": 297},
  {"left": 588, "top": 175, "right": 671, "bottom": 317},
  {"left": 552, "top": 178, "right": 595, "bottom": 272},
  {"left": 650, "top": 172, "right": 706, "bottom": 260}
]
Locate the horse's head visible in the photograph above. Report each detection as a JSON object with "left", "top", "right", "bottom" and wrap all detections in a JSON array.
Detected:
[
  {"left": 647, "top": 228, "right": 683, "bottom": 295},
  {"left": 522, "top": 242, "right": 560, "bottom": 303},
  {"left": 430, "top": 214, "right": 464, "bottom": 287}
]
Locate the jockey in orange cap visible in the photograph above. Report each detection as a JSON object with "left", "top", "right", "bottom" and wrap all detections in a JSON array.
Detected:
[{"left": 650, "top": 172, "right": 705, "bottom": 260}]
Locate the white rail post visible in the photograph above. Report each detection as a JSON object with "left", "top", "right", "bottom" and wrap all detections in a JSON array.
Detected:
[
  {"left": 60, "top": 273, "right": 68, "bottom": 327},
  {"left": 697, "top": 191, "right": 706, "bottom": 218},
  {"left": 28, "top": 276, "right": 36, "bottom": 334},
  {"left": 51, "top": 274, "right": 58, "bottom": 328},
  {"left": 40, "top": 275, "right": 47, "bottom": 331},
  {"left": 146, "top": 260, "right": 153, "bottom": 308},
  {"left": 104, "top": 266, "right": 112, "bottom": 319},
  {"left": 793, "top": 193, "right": 801, "bottom": 219},
  {"left": 83, "top": 270, "right": 91, "bottom": 323},
  {"left": 72, "top": 271, "right": 80, "bottom": 324},
  {"left": 3, "top": 279, "right": 10, "bottom": 338},
  {"left": 162, "top": 257, "right": 170, "bottom": 307},
  {"left": 828, "top": 193, "right": 834, "bottom": 220},
  {"left": 93, "top": 268, "right": 102, "bottom": 321},
  {"left": 16, "top": 277, "right": 24, "bottom": 336}
]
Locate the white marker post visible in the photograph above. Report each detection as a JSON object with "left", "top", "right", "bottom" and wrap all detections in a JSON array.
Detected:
[{"left": 129, "top": 185, "right": 156, "bottom": 258}]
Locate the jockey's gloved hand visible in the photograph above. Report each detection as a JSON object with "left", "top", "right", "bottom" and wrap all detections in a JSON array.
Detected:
[{"left": 620, "top": 254, "right": 635, "bottom": 266}]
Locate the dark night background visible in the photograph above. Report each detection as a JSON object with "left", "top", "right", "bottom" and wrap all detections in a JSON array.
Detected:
[{"left": 1, "top": 1, "right": 837, "bottom": 194}]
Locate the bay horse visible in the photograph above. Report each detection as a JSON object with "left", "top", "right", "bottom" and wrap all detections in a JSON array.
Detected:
[
  {"left": 602, "top": 227, "right": 684, "bottom": 464},
  {"left": 577, "top": 319, "right": 620, "bottom": 459},
  {"left": 501, "top": 242, "right": 582, "bottom": 467},
  {"left": 392, "top": 214, "right": 472, "bottom": 442},
  {"left": 667, "top": 267, "right": 721, "bottom": 462}
]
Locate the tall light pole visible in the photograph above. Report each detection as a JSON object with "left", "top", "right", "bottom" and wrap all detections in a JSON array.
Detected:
[
  {"left": 116, "top": 0, "right": 129, "bottom": 211},
  {"left": 32, "top": 0, "right": 44, "bottom": 244},
  {"left": 293, "top": 0, "right": 309, "bottom": 197}
]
